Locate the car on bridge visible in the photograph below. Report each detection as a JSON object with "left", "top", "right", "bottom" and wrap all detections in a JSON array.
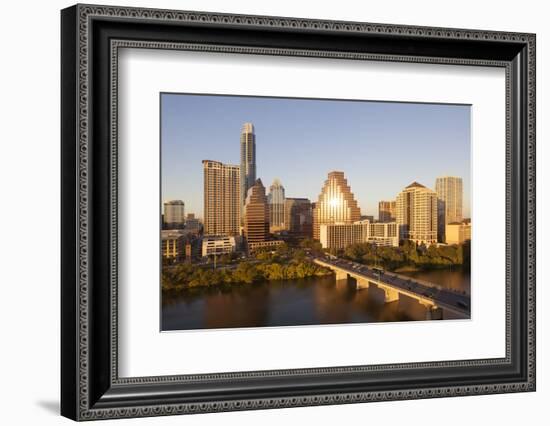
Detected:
[{"left": 456, "top": 300, "right": 469, "bottom": 309}]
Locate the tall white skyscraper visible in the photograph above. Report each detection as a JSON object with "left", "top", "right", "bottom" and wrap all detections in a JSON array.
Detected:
[
  {"left": 267, "top": 178, "right": 285, "bottom": 231},
  {"left": 435, "top": 176, "right": 464, "bottom": 242},
  {"left": 202, "top": 160, "right": 241, "bottom": 236},
  {"left": 396, "top": 182, "right": 438, "bottom": 244},
  {"left": 240, "top": 122, "right": 256, "bottom": 214}
]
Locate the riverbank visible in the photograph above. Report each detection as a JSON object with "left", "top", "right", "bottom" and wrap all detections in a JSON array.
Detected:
[
  {"left": 393, "top": 264, "right": 470, "bottom": 273},
  {"left": 162, "top": 259, "right": 333, "bottom": 293},
  {"left": 342, "top": 240, "right": 470, "bottom": 272}
]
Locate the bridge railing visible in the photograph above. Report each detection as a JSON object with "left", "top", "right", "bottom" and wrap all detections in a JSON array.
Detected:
[{"left": 316, "top": 258, "right": 469, "bottom": 298}]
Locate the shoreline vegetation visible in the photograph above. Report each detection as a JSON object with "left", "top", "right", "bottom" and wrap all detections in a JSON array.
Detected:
[
  {"left": 341, "top": 239, "right": 470, "bottom": 272},
  {"left": 162, "top": 239, "right": 470, "bottom": 293},
  {"left": 162, "top": 243, "right": 331, "bottom": 293}
]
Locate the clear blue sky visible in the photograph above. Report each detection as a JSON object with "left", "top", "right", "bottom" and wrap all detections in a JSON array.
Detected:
[{"left": 161, "top": 93, "right": 471, "bottom": 219}]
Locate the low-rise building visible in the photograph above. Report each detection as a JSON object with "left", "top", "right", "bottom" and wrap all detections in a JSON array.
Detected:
[
  {"left": 202, "top": 235, "right": 238, "bottom": 257},
  {"left": 162, "top": 230, "right": 202, "bottom": 263},
  {"left": 320, "top": 222, "right": 367, "bottom": 250},
  {"left": 161, "top": 230, "right": 186, "bottom": 263},
  {"left": 368, "top": 222, "right": 399, "bottom": 247},
  {"left": 248, "top": 240, "right": 285, "bottom": 253},
  {"left": 445, "top": 222, "right": 472, "bottom": 245},
  {"left": 319, "top": 220, "right": 399, "bottom": 250}
]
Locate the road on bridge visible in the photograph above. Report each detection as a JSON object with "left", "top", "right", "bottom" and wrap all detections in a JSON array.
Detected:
[{"left": 312, "top": 255, "right": 471, "bottom": 317}]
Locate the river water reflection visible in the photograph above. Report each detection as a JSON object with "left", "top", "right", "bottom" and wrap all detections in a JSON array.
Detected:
[
  {"left": 162, "top": 268, "right": 470, "bottom": 331},
  {"left": 397, "top": 268, "right": 470, "bottom": 294}
]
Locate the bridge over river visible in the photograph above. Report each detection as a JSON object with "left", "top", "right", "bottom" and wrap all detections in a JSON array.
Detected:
[{"left": 313, "top": 257, "right": 470, "bottom": 320}]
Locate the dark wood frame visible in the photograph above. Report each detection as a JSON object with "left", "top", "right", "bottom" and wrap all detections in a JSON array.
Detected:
[{"left": 61, "top": 4, "right": 536, "bottom": 421}]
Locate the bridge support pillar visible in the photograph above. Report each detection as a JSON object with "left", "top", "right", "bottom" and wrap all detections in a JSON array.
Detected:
[
  {"left": 335, "top": 270, "right": 348, "bottom": 281},
  {"left": 356, "top": 279, "right": 370, "bottom": 290},
  {"left": 383, "top": 287, "right": 399, "bottom": 303},
  {"left": 423, "top": 304, "right": 443, "bottom": 320}
]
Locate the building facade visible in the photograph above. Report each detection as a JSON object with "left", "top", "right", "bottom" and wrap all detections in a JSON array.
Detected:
[
  {"left": 319, "top": 222, "right": 367, "bottom": 250},
  {"left": 396, "top": 181, "right": 438, "bottom": 244},
  {"left": 284, "top": 198, "right": 313, "bottom": 237},
  {"left": 161, "top": 230, "right": 186, "bottom": 263},
  {"left": 369, "top": 222, "right": 400, "bottom": 247},
  {"left": 184, "top": 213, "right": 202, "bottom": 234},
  {"left": 267, "top": 178, "right": 285, "bottom": 232},
  {"left": 163, "top": 200, "right": 185, "bottom": 229},
  {"left": 435, "top": 176, "right": 463, "bottom": 242},
  {"left": 202, "top": 160, "right": 241, "bottom": 236},
  {"left": 240, "top": 122, "right": 256, "bottom": 214},
  {"left": 313, "top": 171, "right": 361, "bottom": 240},
  {"left": 378, "top": 200, "right": 396, "bottom": 222},
  {"left": 201, "top": 235, "right": 238, "bottom": 257},
  {"left": 319, "top": 220, "right": 399, "bottom": 250},
  {"left": 244, "top": 179, "right": 270, "bottom": 244},
  {"left": 248, "top": 240, "right": 285, "bottom": 252},
  {"left": 445, "top": 222, "right": 472, "bottom": 245}
]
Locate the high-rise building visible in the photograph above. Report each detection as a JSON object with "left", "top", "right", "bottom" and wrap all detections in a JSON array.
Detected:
[
  {"left": 284, "top": 198, "right": 313, "bottom": 237},
  {"left": 313, "top": 171, "right": 361, "bottom": 240},
  {"left": 240, "top": 122, "right": 256, "bottom": 213},
  {"left": 202, "top": 160, "right": 241, "bottom": 236},
  {"left": 435, "top": 176, "right": 464, "bottom": 242},
  {"left": 396, "top": 181, "right": 438, "bottom": 244},
  {"left": 378, "top": 200, "right": 396, "bottom": 222},
  {"left": 319, "top": 220, "right": 399, "bottom": 250},
  {"left": 267, "top": 178, "right": 285, "bottom": 232},
  {"left": 244, "top": 179, "right": 270, "bottom": 244},
  {"left": 163, "top": 200, "right": 185, "bottom": 229}
]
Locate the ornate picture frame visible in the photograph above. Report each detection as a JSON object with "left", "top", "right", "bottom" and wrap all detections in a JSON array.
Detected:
[{"left": 61, "top": 4, "right": 535, "bottom": 421}]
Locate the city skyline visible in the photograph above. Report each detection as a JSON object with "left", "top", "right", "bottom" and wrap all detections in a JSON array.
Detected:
[{"left": 162, "top": 93, "right": 471, "bottom": 219}]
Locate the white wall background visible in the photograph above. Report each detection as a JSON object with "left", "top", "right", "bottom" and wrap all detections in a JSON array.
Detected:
[{"left": 0, "top": 0, "right": 546, "bottom": 424}]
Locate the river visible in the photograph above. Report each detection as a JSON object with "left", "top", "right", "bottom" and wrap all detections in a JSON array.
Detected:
[
  {"left": 397, "top": 268, "right": 470, "bottom": 294},
  {"left": 162, "top": 268, "right": 470, "bottom": 331}
]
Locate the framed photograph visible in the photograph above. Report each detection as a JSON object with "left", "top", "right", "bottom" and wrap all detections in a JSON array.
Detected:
[{"left": 61, "top": 4, "right": 536, "bottom": 421}]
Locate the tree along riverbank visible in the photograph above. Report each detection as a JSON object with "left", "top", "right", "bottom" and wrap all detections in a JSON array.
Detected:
[
  {"left": 162, "top": 246, "right": 331, "bottom": 292},
  {"left": 339, "top": 240, "right": 471, "bottom": 272}
]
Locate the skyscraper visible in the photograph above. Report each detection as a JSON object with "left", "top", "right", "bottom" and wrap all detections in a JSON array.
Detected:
[
  {"left": 202, "top": 160, "right": 241, "bottom": 236},
  {"left": 396, "top": 182, "right": 438, "bottom": 244},
  {"left": 435, "top": 176, "right": 464, "bottom": 242},
  {"left": 240, "top": 122, "right": 256, "bottom": 213},
  {"left": 313, "top": 171, "right": 361, "bottom": 240},
  {"left": 284, "top": 198, "right": 313, "bottom": 237},
  {"left": 267, "top": 178, "right": 285, "bottom": 232},
  {"left": 244, "top": 179, "right": 270, "bottom": 244},
  {"left": 378, "top": 200, "right": 396, "bottom": 222},
  {"left": 163, "top": 200, "right": 185, "bottom": 229}
]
